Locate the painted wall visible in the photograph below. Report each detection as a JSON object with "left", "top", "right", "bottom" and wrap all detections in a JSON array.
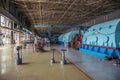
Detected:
[{"left": 82, "top": 18, "right": 120, "bottom": 48}]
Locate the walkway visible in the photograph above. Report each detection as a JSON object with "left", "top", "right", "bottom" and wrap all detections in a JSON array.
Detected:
[
  {"left": 0, "top": 44, "right": 91, "bottom": 80},
  {"left": 52, "top": 45, "right": 120, "bottom": 80}
]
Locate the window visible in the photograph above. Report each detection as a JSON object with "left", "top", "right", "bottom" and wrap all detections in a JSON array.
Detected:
[{"left": 1, "top": 16, "right": 5, "bottom": 26}]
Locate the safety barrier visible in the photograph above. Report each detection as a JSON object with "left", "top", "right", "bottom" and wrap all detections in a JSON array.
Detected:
[{"left": 79, "top": 44, "right": 120, "bottom": 58}]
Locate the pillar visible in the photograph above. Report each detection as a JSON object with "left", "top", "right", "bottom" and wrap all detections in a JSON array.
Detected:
[
  {"left": 11, "top": 21, "right": 14, "bottom": 44},
  {"left": 48, "top": 25, "right": 52, "bottom": 38}
]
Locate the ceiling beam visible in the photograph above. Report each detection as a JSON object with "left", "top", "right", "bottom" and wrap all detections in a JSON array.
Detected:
[
  {"left": 17, "top": 8, "right": 85, "bottom": 13},
  {"left": 22, "top": 0, "right": 36, "bottom": 24},
  {"left": 56, "top": 0, "right": 76, "bottom": 24},
  {"left": 14, "top": 0, "right": 103, "bottom": 6}
]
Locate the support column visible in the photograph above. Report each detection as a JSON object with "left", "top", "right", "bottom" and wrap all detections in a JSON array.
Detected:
[
  {"left": 24, "top": 33, "right": 27, "bottom": 40},
  {"left": 11, "top": 21, "right": 14, "bottom": 44},
  {"left": 17, "top": 32, "right": 20, "bottom": 44},
  {"left": 48, "top": 25, "right": 52, "bottom": 38},
  {"left": 76, "top": 27, "right": 81, "bottom": 34},
  {"left": 6, "top": 0, "right": 9, "bottom": 11}
]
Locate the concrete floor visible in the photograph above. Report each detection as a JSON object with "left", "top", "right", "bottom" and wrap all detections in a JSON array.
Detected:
[
  {"left": 0, "top": 44, "right": 91, "bottom": 80},
  {"left": 53, "top": 45, "right": 120, "bottom": 80}
]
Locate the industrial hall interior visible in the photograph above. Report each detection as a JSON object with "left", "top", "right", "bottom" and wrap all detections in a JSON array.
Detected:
[{"left": 0, "top": 0, "right": 120, "bottom": 80}]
